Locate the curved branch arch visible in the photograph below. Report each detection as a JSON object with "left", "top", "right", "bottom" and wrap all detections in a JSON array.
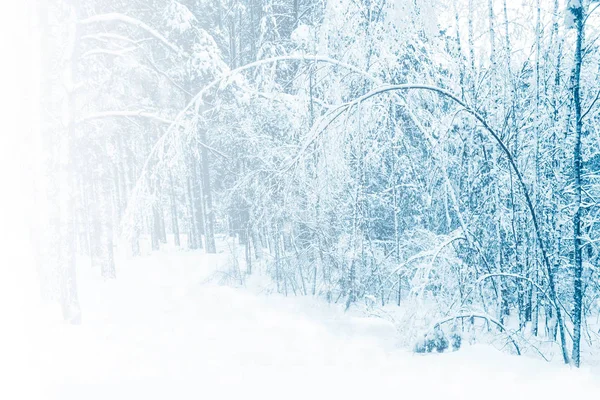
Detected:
[
  {"left": 292, "top": 83, "right": 554, "bottom": 295},
  {"left": 321, "top": 83, "right": 570, "bottom": 364}
]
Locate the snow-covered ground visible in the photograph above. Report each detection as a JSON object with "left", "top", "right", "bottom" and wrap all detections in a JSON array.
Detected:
[{"left": 20, "top": 248, "right": 600, "bottom": 399}]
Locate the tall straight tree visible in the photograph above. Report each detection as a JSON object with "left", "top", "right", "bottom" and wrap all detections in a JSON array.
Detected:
[{"left": 569, "top": 0, "right": 585, "bottom": 368}]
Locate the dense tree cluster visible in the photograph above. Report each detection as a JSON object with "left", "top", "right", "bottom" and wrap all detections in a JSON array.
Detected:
[{"left": 34, "top": 0, "right": 600, "bottom": 366}]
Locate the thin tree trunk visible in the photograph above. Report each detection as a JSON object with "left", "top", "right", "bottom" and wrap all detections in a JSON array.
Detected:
[
  {"left": 199, "top": 128, "right": 217, "bottom": 253},
  {"left": 99, "top": 159, "right": 116, "bottom": 279},
  {"left": 169, "top": 171, "right": 181, "bottom": 247},
  {"left": 186, "top": 171, "right": 198, "bottom": 249},
  {"left": 191, "top": 158, "right": 204, "bottom": 249}
]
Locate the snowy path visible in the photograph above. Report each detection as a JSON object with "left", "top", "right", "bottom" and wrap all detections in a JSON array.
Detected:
[{"left": 35, "top": 251, "right": 600, "bottom": 399}]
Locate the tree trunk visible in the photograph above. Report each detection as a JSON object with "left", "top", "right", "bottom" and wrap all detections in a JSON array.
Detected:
[
  {"left": 169, "top": 172, "right": 181, "bottom": 247},
  {"left": 99, "top": 160, "right": 116, "bottom": 279},
  {"left": 191, "top": 157, "right": 204, "bottom": 249},
  {"left": 199, "top": 128, "right": 217, "bottom": 253},
  {"left": 570, "top": 0, "right": 585, "bottom": 368},
  {"left": 186, "top": 172, "right": 199, "bottom": 249}
]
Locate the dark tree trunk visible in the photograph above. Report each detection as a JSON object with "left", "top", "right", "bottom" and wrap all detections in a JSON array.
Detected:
[{"left": 570, "top": 0, "right": 585, "bottom": 368}]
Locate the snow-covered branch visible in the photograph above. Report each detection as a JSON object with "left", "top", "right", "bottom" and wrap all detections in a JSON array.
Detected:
[
  {"left": 79, "top": 13, "right": 187, "bottom": 57},
  {"left": 81, "top": 47, "right": 138, "bottom": 58},
  {"left": 81, "top": 33, "right": 149, "bottom": 45},
  {"left": 78, "top": 111, "right": 179, "bottom": 125}
]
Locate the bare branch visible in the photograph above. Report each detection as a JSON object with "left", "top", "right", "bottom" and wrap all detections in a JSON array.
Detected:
[{"left": 580, "top": 88, "right": 600, "bottom": 122}]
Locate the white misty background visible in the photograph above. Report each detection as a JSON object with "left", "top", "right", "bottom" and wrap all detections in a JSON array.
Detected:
[{"left": 2, "top": 0, "right": 600, "bottom": 399}]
